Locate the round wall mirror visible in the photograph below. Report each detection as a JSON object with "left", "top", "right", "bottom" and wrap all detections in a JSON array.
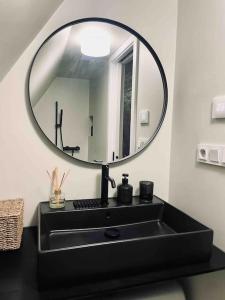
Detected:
[{"left": 28, "top": 18, "right": 167, "bottom": 164}]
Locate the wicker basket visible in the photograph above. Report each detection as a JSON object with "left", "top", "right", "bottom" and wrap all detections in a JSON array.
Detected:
[{"left": 0, "top": 199, "right": 24, "bottom": 251}]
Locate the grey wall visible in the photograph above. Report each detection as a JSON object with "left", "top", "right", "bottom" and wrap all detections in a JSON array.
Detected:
[{"left": 170, "top": 0, "right": 225, "bottom": 298}]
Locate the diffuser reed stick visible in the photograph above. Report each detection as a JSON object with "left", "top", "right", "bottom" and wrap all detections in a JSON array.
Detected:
[
  {"left": 47, "top": 168, "right": 69, "bottom": 209},
  {"left": 60, "top": 170, "right": 70, "bottom": 189},
  {"left": 46, "top": 170, "right": 52, "bottom": 180},
  {"left": 59, "top": 172, "right": 65, "bottom": 190}
]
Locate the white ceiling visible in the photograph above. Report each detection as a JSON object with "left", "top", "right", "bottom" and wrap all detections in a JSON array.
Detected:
[{"left": 0, "top": 0, "right": 63, "bottom": 81}]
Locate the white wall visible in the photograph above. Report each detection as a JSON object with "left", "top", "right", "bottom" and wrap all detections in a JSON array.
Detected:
[
  {"left": 0, "top": 0, "right": 177, "bottom": 226},
  {"left": 170, "top": 0, "right": 225, "bottom": 298},
  {"left": 34, "top": 77, "right": 89, "bottom": 161}
]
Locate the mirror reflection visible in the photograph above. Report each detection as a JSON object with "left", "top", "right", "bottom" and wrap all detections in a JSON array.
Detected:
[{"left": 29, "top": 21, "right": 165, "bottom": 163}]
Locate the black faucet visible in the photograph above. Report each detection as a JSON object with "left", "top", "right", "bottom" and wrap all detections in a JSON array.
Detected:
[{"left": 101, "top": 163, "right": 116, "bottom": 206}]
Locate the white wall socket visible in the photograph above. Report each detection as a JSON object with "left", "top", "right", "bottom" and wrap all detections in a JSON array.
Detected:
[{"left": 197, "top": 144, "right": 225, "bottom": 167}]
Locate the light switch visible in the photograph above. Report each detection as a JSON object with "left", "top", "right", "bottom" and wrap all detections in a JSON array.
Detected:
[
  {"left": 212, "top": 96, "right": 225, "bottom": 119},
  {"left": 139, "top": 110, "right": 149, "bottom": 125}
]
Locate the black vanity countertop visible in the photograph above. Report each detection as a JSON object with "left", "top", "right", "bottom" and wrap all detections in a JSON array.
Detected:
[{"left": 0, "top": 228, "right": 225, "bottom": 300}]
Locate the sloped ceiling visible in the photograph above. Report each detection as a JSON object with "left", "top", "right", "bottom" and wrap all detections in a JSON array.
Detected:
[
  {"left": 30, "top": 27, "right": 71, "bottom": 106},
  {"left": 0, "top": 0, "right": 63, "bottom": 81}
]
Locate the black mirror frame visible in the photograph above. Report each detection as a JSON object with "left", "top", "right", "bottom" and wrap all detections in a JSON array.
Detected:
[{"left": 27, "top": 17, "right": 168, "bottom": 166}]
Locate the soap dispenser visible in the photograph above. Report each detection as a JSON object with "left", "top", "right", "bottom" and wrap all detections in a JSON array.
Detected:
[{"left": 117, "top": 174, "right": 133, "bottom": 205}]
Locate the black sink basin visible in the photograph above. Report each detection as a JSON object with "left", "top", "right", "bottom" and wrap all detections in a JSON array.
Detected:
[{"left": 38, "top": 196, "right": 213, "bottom": 287}]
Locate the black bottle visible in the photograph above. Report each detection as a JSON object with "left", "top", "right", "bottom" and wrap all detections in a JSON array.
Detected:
[
  {"left": 117, "top": 174, "right": 133, "bottom": 205},
  {"left": 140, "top": 181, "right": 154, "bottom": 202}
]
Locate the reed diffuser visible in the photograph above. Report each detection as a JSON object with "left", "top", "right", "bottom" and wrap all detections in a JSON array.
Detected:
[{"left": 47, "top": 168, "right": 70, "bottom": 209}]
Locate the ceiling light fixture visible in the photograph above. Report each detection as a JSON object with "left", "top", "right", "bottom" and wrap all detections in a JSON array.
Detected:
[{"left": 80, "top": 28, "right": 111, "bottom": 57}]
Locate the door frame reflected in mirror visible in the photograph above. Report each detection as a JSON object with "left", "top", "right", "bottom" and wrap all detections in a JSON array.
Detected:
[{"left": 107, "top": 37, "right": 139, "bottom": 162}]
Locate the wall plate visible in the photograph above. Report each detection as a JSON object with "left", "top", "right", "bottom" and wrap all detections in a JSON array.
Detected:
[{"left": 197, "top": 144, "right": 225, "bottom": 167}]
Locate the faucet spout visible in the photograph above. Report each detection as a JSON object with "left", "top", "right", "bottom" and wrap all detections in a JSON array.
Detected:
[
  {"left": 101, "top": 163, "right": 116, "bottom": 206},
  {"left": 106, "top": 176, "right": 116, "bottom": 188}
]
